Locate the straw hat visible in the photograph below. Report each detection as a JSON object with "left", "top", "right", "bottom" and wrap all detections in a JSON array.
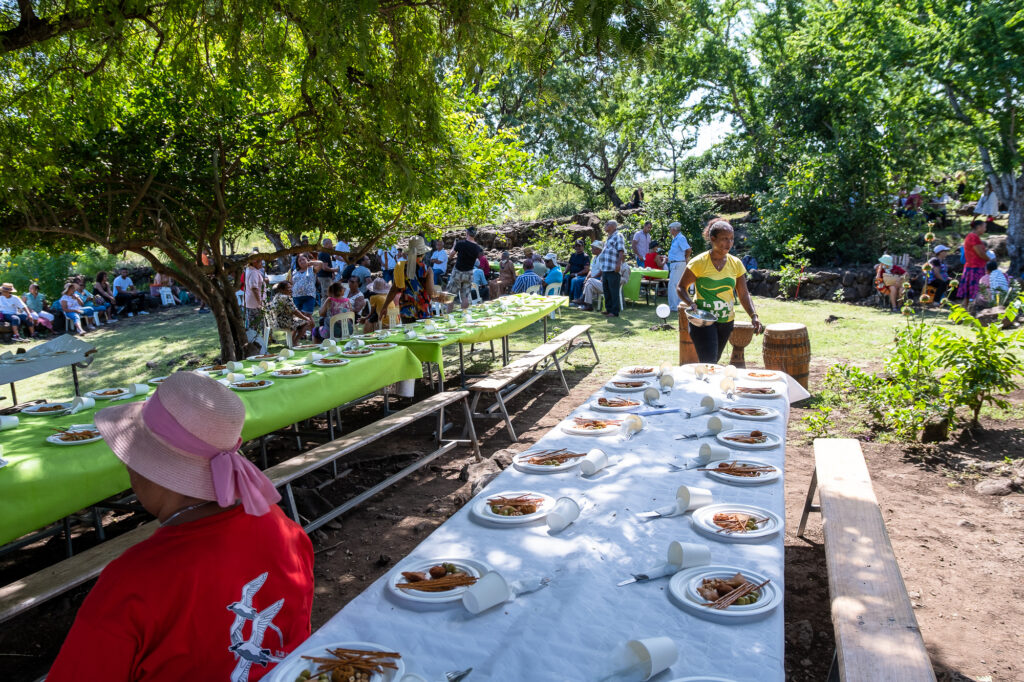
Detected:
[
  {"left": 95, "top": 372, "right": 280, "bottom": 515},
  {"left": 0, "top": 282, "right": 15, "bottom": 293},
  {"left": 405, "top": 236, "right": 429, "bottom": 280}
]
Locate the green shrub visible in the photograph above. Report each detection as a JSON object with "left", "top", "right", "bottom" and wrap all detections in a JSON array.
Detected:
[
  {"left": 776, "top": 235, "right": 812, "bottom": 298},
  {"left": 0, "top": 247, "right": 124, "bottom": 300}
]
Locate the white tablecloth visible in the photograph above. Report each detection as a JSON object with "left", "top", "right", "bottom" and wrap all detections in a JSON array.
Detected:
[
  {"left": 277, "top": 368, "right": 790, "bottom": 681},
  {"left": 0, "top": 334, "right": 95, "bottom": 386}
]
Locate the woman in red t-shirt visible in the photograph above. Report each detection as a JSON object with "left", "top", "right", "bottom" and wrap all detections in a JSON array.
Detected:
[
  {"left": 49, "top": 373, "right": 313, "bottom": 682},
  {"left": 956, "top": 220, "right": 989, "bottom": 301}
]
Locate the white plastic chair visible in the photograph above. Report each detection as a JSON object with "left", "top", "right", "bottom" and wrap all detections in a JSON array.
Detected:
[
  {"left": 328, "top": 312, "right": 355, "bottom": 340},
  {"left": 525, "top": 283, "right": 542, "bottom": 295},
  {"left": 469, "top": 284, "right": 483, "bottom": 304},
  {"left": 266, "top": 323, "right": 295, "bottom": 348},
  {"left": 159, "top": 287, "right": 176, "bottom": 306},
  {"left": 235, "top": 290, "right": 245, "bottom": 307},
  {"left": 544, "top": 282, "right": 562, "bottom": 319}
]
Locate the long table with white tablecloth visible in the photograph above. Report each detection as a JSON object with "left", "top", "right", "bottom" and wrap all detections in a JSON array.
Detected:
[{"left": 272, "top": 364, "right": 792, "bottom": 681}]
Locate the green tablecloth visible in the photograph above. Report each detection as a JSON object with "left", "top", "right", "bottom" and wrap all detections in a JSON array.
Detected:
[
  {"left": 385, "top": 293, "right": 567, "bottom": 378},
  {"left": 0, "top": 347, "right": 423, "bottom": 546},
  {"left": 623, "top": 268, "right": 668, "bottom": 301}
]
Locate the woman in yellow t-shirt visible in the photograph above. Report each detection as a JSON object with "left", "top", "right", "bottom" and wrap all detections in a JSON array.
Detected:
[{"left": 677, "top": 219, "right": 764, "bottom": 363}]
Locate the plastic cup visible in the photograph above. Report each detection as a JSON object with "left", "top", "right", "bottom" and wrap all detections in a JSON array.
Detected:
[
  {"left": 676, "top": 485, "right": 713, "bottom": 511},
  {"left": 623, "top": 414, "right": 643, "bottom": 433},
  {"left": 0, "top": 415, "right": 19, "bottom": 431},
  {"left": 693, "top": 364, "right": 706, "bottom": 381},
  {"left": 251, "top": 366, "right": 265, "bottom": 376},
  {"left": 225, "top": 372, "right": 246, "bottom": 383},
  {"left": 643, "top": 387, "right": 661, "bottom": 405},
  {"left": 667, "top": 541, "right": 712, "bottom": 569},
  {"left": 311, "top": 352, "right": 324, "bottom": 361},
  {"left": 131, "top": 383, "right": 149, "bottom": 396},
  {"left": 698, "top": 443, "right": 731, "bottom": 464},
  {"left": 606, "top": 637, "right": 679, "bottom": 681},
  {"left": 547, "top": 497, "right": 581, "bottom": 532},
  {"left": 659, "top": 374, "right": 675, "bottom": 389},
  {"left": 579, "top": 448, "right": 608, "bottom": 476},
  {"left": 691, "top": 396, "right": 721, "bottom": 417},
  {"left": 226, "top": 361, "right": 243, "bottom": 372},
  {"left": 395, "top": 379, "right": 415, "bottom": 398},
  {"left": 719, "top": 376, "right": 736, "bottom": 394},
  {"left": 724, "top": 364, "right": 738, "bottom": 378},
  {"left": 706, "top": 416, "right": 733, "bottom": 435},
  {"left": 217, "top": 378, "right": 231, "bottom": 386},
  {"left": 278, "top": 348, "right": 295, "bottom": 358},
  {"left": 462, "top": 571, "right": 512, "bottom": 614},
  {"left": 70, "top": 396, "right": 95, "bottom": 411},
  {"left": 258, "top": 360, "right": 275, "bottom": 372}
]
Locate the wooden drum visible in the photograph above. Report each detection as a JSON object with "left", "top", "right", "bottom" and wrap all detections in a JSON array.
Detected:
[
  {"left": 728, "top": 321, "right": 755, "bottom": 368},
  {"left": 762, "top": 322, "right": 811, "bottom": 388},
  {"left": 678, "top": 307, "right": 699, "bottom": 365}
]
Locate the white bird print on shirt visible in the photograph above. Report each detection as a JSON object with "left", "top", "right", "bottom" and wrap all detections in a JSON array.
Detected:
[{"left": 228, "top": 574, "right": 286, "bottom": 682}]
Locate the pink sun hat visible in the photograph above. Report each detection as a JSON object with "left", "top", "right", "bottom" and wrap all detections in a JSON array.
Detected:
[{"left": 95, "top": 371, "right": 280, "bottom": 515}]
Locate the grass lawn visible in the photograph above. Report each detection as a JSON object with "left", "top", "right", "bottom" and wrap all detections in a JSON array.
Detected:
[{"left": 2, "top": 295, "right": 959, "bottom": 406}]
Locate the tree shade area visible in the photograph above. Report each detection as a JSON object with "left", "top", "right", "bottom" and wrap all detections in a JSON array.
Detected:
[{"left": 1, "top": 0, "right": 1022, "bottom": 355}]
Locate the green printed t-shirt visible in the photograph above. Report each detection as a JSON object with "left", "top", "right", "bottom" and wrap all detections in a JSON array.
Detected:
[{"left": 687, "top": 251, "right": 747, "bottom": 322}]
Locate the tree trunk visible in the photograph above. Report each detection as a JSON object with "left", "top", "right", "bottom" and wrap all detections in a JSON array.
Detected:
[
  {"left": 1004, "top": 178, "right": 1024, "bottom": 276},
  {"left": 605, "top": 183, "right": 623, "bottom": 207}
]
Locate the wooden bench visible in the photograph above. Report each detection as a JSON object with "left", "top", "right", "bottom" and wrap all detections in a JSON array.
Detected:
[
  {"left": 0, "top": 390, "right": 479, "bottom": 625},
  {"left": 798, "top": 438, "right": 935, "bottom": 682},
  {"left": 467, "top": 324, "right": 598, "bottom": 442}
]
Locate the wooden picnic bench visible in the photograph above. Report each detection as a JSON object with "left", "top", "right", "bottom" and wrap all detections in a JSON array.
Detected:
[
  {"left": 798, "top": 438, "right": 936, "bottom": 682},
  {"left": 467, "top": 324, "right": 598, "bottom": 442},
  {"left": 0, "top": 390, "right": 479, "bottom": 625}
]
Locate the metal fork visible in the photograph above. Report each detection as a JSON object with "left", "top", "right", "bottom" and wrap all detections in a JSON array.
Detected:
[
  {"left": 445, "top": 669, "right": 473, "bottom": 682},
  {"left": 667, "top": 462, "right": 687, "bottom": 472}
]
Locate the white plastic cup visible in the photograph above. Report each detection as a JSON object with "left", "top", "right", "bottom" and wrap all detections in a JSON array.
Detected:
[
  {"left": 226, "top": 361, "right": 243, "bottom": 372},
  {"left": 659, "top": 374, "right": 675, "bottom": 389},
  {"left": 724, "top": 364, "right": 738, "bottom": 378},
  {"left": 70, "top": 396, "right": 95, "bottom": 411},
  {"left": 404, "top": 330, "right": 418, "bottom": 339},
  {"left": 278, "top": 348, "right": 295, "bottom": 359},
  {"left": 225, "top": 372, "right": 246, "bottom": 383},
  {"left": 547, "top": 497, "right": 581, "bottom": 532},
  {"left": 396, "top": 379, "right": 415, "bottom": 398},
  {"left": 462, "top": 571, "right": 512, "bottom": 614},
  {"left": 698, "top": 442, "right": 731, "bottom": 464},
  {"left": 643, "top": 387, "right": 661, "bottom": 405},
  {"left": 607, "top": 637, "right": 679, "bottom": 681},
  {"left": 258, "top": 360, "right": 275, "bottom": 372},
  {"left": 667, "top": 541, "right": 712, "bottom": 569},
  {"left": 579, "top": 448, "right": 608, "bottom": 476},
  {"left": 676, "top": 485, "right": 713, "bottom": 511},
  {"left": 693, "top": 364, "right": 706, "bottom": 381},
  {"left": 0, "top": 415, "right": 19, "bottom": 431},
  {"left": 706, "top": 416, "right": 733, "bottom": 435},
  {"left": 251, "top": 366, "right": 265, "bottom": 376},
  {"left": 217, "top": 378, "right": 231, "bottom": 386},
  {"left": 691, "top": 395, "right": 721, "bottom": 417},
  {"left": 621, "top": 414, "right": 644, "bottom": 435},
  {"left": 719, "top": 376, "right": 736, "bottom": 394},
  {"left": 131, "top": 383, "right": 149, "bottom": 396}
]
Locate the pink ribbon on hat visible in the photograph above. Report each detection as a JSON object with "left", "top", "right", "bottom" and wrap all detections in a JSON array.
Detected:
[{"left": 141, "top": 393, "right": 281, "bottom": 515}]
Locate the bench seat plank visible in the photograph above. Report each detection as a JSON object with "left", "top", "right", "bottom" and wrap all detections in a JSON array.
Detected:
[
  {"left": 815, "top": 438, "right": 935, "bottom": 682},
  {"left": 469, "top": 325, "right": 592, "bottom": 393}
]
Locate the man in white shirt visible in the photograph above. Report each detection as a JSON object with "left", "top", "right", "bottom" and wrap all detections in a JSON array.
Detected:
[
  {"left": 429, "top": 240, "right": 449, "bottom": 284},
  {"left": 113, "top": 268, "right": 150, "bottom": 315},
  {"left": 378, "top": 245, "right": 399, "bottom": 282},
  {"left": 666, "top": 222, "right": 692, "bottom": 311},
  {"left": 0, "top": 282, "right": 35, "bottom": 340},
  {"left": 335, "top": 238, "right": 351, "bottom": 254},
  {"left": 631, "top": 221, "right": 653, "bottom": 267}
]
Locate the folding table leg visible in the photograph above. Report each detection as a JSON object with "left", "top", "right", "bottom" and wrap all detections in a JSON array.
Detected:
[
  {"left": 259, "top": 436, "right": 268, "bottom": 469},
  {"left": 543, "top": 316, "right": 548, "bottom": 342},
  {"left": 292, "top": 423, "right": 302, "bottom": 451},
  {"left": 92, "top": 508, "right": 106, "bottom": 541},
  {"left": 586, "top": 330, "right": 600, "bottom": 364},
  {"left": 797, "top": 470, "right": 819, "bottom": 537},
  {"left": 489, "top": 339, "right": 495, "bottom": 359},
  {"left": 459, "top": 343, "right": 466, "bottom": 389},
  {"left": 283, "top": 484, "right": 300, "bottom": 523},
  {"left": 552, "top": 354, "right": 570, "bottom": 394},
  {"left": 62, "top": 517, "right": 73, "bottom": 558}
]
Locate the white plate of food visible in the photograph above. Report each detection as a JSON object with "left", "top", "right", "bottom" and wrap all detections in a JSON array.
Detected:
[
  {"left": 603, "top": 379, "right": 652, "bottom": 393},
  {"left": 46, "top": 424, "right": 103, "bottom": 446},
  {"left": 313, "top": 357, "right": 350, "bottom": 368},
  {"left": 472, "top": 490, "right": 555, "bottom": 525},
  {"left": 682, "top": 363, "right": 726, "bottom": 376},
  {"left": 387, "top": 558, "right": 491, "bottom": 604},
  {"left": 266, "top": 641, "right": 405, "bottom": 682},
  {"left": 229, "top": 379, "right": 274, "bottom": 391},
  {"left": 732, "top": 385, "right": 782, "bottom": 399},
  {"left": 270, "top": 367, "right": 311, "bottom": 379},
  {"left": 148, "top": 376, "right": 169, "bottom": 385},
  {"left": 617, "top": 365, "right": 657, "bottom": 378},
  {"left": 365, "top": 342, "right": 397, "bottom": 350},
  {"left": 702, "top": 459, "right": 780, "bottom": 486},
  {"left": 690, "top": 503, "right": 782, "bottom": 542},
  {"left": 590, "top": 396, "right": 642, "bottom": 413},
  {"left": 21, "top": 402, "right": 72, "bottom": 416},
  {"left": 245, "top": 353, "right": 279, "bottom": 362},
  {"left": 339, "top": 349, "right": 376, "bottom": 358},
  {"left": 197, "top": 363, "right": 229, "bottom": 373},
  {"left": 744, "top": 369, "right": 783, "bottom": 382},
  {"left": 512, "top": 448, "right": 589, "bottom": 474},
  {"left": 669, "top": 564, "right": 781, "bottom": 623},
  {"left": 85, "top": 387, "right": 131, "bottom": 400},
  {"left": 420, "top": 334, "right": 448, "bottom": 341},
  {"left": 353, "top": 333, "right": 378, "bottom": 339},
  {"left": 292, "top": 343, "right": 320, "bottom": 350},
  {"left": 441, "top": 327, "right": 466, "bottom": 334},
  {"left": 561, "top": 415, "right": 626, "bottom": 437},
  {"left": 716, "top": 429, "right": 781, "bottom": 450},
  {"left": 719, "top": 404, "right": 781, "bottom": 421}
]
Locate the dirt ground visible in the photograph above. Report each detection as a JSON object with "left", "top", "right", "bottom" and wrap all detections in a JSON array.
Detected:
[{"left": 2, "top": 361, "right": 1023, "bottom": 681}]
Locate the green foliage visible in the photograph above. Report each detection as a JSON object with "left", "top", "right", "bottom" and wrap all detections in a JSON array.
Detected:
[
  {"left": 528, "top": 229, "right": 581, "bottom": 263},
  {"left": 0, "top": 247, "right": 122, "bottom": 299},
  {"left": 824, "top": 303, "right": 1024, "bottom": 439},
  {"left": 513, "top": 184, "right": 586, "bottom": 221},
  {"left": 776, "top": 235, "right": 811, "bottom": 298},
  {"left": 644, "top": 194, "right": 717, "bottom": 250},
  {"left": 801, "top": 404, "right": 834, "bottom": 440}
]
